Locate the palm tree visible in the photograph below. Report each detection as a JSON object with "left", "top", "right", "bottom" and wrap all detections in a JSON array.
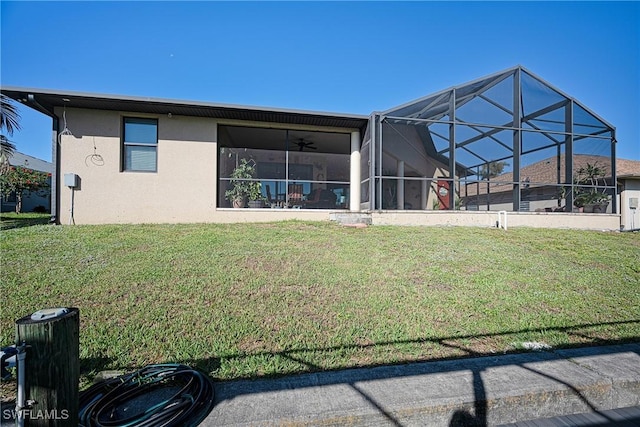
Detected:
[
  {"left": 0, "top": 135, "right": 16, "bottom": 172},
  {"left": 1, "top": 94, "right": 21, "bottom": 169},
  {"left": 1, "top": 94, "right": 21, "bottom": 135},
  {"left": 479, "top": 161, "right": 509, "bottom": 180}
]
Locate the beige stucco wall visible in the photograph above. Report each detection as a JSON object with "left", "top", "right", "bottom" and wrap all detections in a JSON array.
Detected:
[
  {"left": 620, "top": 178, "right": 640, "bottom": 230},
  {"left": 56, "top": 108, "right": 352, "bottom": 225},
  {"left": 57, "top": 108, "right": 219, "bottom": 224}
]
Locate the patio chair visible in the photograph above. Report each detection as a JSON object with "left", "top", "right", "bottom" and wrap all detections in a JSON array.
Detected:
[{"left": 288, "top": 184, "right": 304, "bottom": 205}]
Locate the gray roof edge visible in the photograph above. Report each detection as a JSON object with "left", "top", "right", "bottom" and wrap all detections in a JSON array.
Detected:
[{"left": 0, "top": 85, "right": 370, "bottom": 121}]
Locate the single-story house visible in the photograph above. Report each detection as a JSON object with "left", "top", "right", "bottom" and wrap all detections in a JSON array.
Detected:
[
  {"left": 0, "top": 151, "right": 53, "bottom": 213},
  {"left": 0, "top": 65, "right": 624, "bottom": 229},
  {"left": 617, "top": 158, "right": 640, "bottom": 231}
]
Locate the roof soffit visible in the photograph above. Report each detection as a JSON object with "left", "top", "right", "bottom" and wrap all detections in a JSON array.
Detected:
[{"left": 0, "top": 87, "right": 369, "bottom": 132}]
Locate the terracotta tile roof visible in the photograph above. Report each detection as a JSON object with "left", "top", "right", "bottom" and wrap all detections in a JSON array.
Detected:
[
  {"left": 617, "top": 158, "right": 640, "bottom": 177},
  {"left": 468, "top": 155, "right": 638, "bottom": 184},
  {"left": 460, "top": 155, "right": 639, "bottom": 197},
  {"left": 521, "top": 154, "right": 613, "bottom": 184}
]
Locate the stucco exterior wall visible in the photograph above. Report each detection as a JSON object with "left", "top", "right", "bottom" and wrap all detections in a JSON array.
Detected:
[
  {"left": 620, "top": 178, "right": 640, "bottom": 230},
  {"left": 57, "top": 108, "right": 218, "bottom": 224},
  {"left": 55, "top": 108, "right": 354, "bottom": 225}
]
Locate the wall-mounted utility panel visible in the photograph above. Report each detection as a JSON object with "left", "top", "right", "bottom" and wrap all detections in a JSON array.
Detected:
[{"left": 64, "top": 173, "right": 78, "bottom": 188}]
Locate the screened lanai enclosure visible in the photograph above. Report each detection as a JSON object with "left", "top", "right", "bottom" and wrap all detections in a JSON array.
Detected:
[
  {"left": 216, "top": 66, "right": 616, "bottom": 215},
  {"left": 363, "top": 66, "right": 616, "bottom": 213}
]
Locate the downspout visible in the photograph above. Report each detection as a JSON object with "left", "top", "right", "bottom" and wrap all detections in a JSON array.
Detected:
[
  {"left": 25, "top": 94, "right": 59, "bottom": 224},
  {"left": 53, "top": 115, "right": 60, "bottom": 224}
]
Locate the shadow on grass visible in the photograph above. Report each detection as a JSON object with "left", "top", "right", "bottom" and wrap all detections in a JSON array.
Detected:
[
  {"left": 208, "top": 319, "right": 638, "bottom": 426},
  {"left": 0, "top": 214, "right": 51, "bottom": 230},
  {"left": 78, "top": 319, "right": 639, "bottom": 426},
  {"left": 211, "top": 319, "right": 640, "bottom": 380}
]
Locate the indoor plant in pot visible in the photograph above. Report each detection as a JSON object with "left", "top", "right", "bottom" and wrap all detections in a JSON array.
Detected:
[{"left": 225, "top": 159, "right": 263, "bottom": 208}]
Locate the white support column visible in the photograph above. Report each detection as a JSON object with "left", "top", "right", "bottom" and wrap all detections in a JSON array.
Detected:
[
  {"left": 421, "top": 177, "right": 428, "bottom": 210},
  {"left": 350, "top": 131, "right": 361, "bottom": 211},
  {"left": 397, "top": 160, "right": 405, "bottom": 210}
]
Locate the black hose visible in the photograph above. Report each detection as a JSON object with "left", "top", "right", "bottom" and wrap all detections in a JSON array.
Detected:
[{"left": 79, "top": 364, "right": 215, "bottom": 427}]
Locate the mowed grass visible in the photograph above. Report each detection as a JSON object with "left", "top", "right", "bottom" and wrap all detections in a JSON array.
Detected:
[
  {"left": 1, "top": 212, "right": 50, "bottom": 230},
  {"left": 1, "top": 221, "right": 639, "bottom": 385}
]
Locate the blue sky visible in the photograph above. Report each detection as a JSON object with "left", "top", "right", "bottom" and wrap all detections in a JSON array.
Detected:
[{"left": 1, "top": 1, "right": 639, "bottom": 162}]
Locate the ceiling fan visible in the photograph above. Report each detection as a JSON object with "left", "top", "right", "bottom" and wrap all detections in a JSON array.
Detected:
[{"left": 294, "top": 138, "right": 317, "bottom": 151}]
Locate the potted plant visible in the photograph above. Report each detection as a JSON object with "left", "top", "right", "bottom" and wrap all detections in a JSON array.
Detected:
[
  {"left": 573, "top": 162, "right": 610, "bottom": 213},
  {"left": 224, "top": 159, "right": 263, "bottom": 208}
]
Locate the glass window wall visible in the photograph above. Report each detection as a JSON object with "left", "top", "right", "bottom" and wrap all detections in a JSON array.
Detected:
[{"left": 218, "top": 126, "right": 351, "bottom": 209}]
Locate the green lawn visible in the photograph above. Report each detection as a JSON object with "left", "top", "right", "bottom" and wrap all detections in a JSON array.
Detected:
[
  {"left": 1, "top": 221, "right": 639, "bottom": 385},
  {"left": 0, "top": 212, "right": 51, "bottom": 230}
]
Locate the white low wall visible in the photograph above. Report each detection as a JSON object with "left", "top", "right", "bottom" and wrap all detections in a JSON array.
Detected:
[
  {"left": 216, "top": 210, "right": 620, "bottom": 230},
  {"left": 369, "top": 210, "right": 620, "bottom": 230}
]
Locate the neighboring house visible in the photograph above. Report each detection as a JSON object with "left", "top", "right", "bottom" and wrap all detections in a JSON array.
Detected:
[
  {"left": 0, "top": 151, "right": 53, "bottom": 213},
  {"left": 0, "top": 65, "right": 624, "bottom": 229},
  {"left": 617, "top": 158, "right": 640, "bottom": 230},
  {"left": 460, "top": 154, "right": 638, "bottom": 215}
]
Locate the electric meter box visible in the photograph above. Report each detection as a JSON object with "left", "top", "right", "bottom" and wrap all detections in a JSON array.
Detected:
[{"left": 64, "top": 173, "right": 78, "bottom": 188}]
